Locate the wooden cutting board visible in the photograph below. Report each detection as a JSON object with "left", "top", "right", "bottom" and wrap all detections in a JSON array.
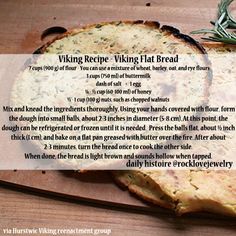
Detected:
[
  {"left": 0, "top": 170, "right": 235, "bottom": 222},
  {"left": 0, "top": 170, "right": 159, "bottom": 211},
  {"left": 0, "top": 0, "right": 236, "bottom": 223}
]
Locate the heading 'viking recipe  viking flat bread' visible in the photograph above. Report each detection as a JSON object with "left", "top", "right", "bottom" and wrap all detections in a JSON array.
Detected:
[{"left": 10, "top": 21, "right": 210, "bottom": 169}]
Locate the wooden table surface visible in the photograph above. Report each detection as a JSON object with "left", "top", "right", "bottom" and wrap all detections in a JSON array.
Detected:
[
  {"left": 0, "top": 0, "right": 236, "bottom": 235},
  {"left": 1, "top": 185, "right": 236, "bottom": 236},
  {"left": 0, "top": 0, "right": 219, "bottom": 53}
]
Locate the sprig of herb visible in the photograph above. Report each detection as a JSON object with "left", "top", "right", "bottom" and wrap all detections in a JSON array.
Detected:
[{"left": 191, "top": 0, "right": 236, "bottom": 44}]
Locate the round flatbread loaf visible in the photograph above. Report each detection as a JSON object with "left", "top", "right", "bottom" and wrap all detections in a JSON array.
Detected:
[
  {"left": 11, "top": 21, "right": 210, "bottom": 170},
  {"left": 40, "top": 21, "right": 206, "bottom": 54},
  {"left": 112, "top": 43, "right": 236, "bottom": 217},
  {"left": 114, "top": 169, "right": 236, "bottom": 216}
]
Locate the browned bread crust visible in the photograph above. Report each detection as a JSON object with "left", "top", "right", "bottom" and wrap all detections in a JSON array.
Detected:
[
  {"left": 111, "top": 170, "right": 174, "bottom": 209},
  {"left": 34, "top": 20, "right": 206, "bottom": 55}
]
